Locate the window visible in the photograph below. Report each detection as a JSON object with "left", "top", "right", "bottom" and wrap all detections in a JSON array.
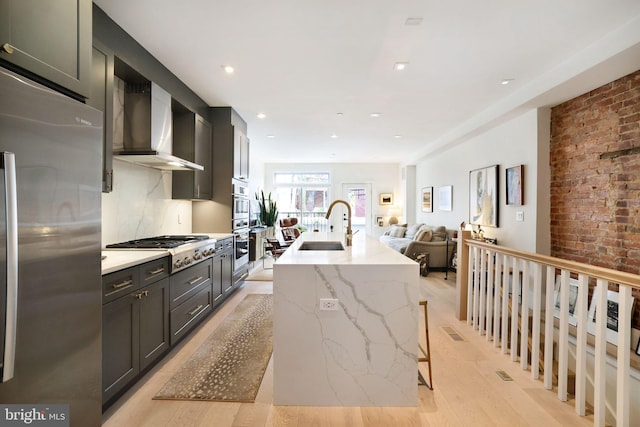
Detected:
[{"left": 273, "top": 172, "right": 331, "bottom": 231}]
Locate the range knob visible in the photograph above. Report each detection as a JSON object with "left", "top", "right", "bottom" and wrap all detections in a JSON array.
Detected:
[
  {"left": 194, "top": 252, "right": 202, "bottom": 260},
  {"left": 174, "top": 259, "right": 183, "bottom": 269},
  {"left": 184, "top": 257, "right": 192, "bottom": 265}
]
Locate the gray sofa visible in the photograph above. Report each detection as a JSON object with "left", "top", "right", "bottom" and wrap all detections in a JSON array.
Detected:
[{"left": 379, "top": 224, "right": 455, "bottom": 269}]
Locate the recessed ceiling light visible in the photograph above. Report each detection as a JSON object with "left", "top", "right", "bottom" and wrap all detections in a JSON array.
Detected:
[
  {"left": 222, "top": 65, "right": 234, "bottom": 74},
  {"left": 336, "top": 112, "right": 344, "bottom": 116},
  {"left": 257, "top": 112, "right": 266, "bottom": 119},
  {"left": 370, "top": 112, "right": 381, "bottom": 118},
  {"left": 394, "top": 135, "right": 403, "bottom": 139},
  {"left": 266, "top": 134, "right": 275, "bottom": 139},
  {"left": 405, "top": 17, "right": 423, "bottom": 26},
  {"left": 330, "top": 134, "right": 338, "bottom": 139},
  {"left": 501, "top": 79, "right": 515, "bottom": 85},
  {"left": 394, "top": 62, "right": 408, "bottom": 71}
]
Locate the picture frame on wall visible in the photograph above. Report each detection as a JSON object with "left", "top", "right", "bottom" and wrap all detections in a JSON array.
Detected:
[
  {"left": 439, "top": 185, "right": 452, "bottom": 211},
  {"left": 506, "top": 165, "right": 524, "bottom": 206},
  {"left": 421, "top": 187, "right": 433, "bottom": 212},
  {"left": 379, "top": 193, "right": 393, "bottom": 205},
  {"left": 469, "top": 165, "right": 499, "bottom": 227},
  {"left": 375, "top": 215, "right": 384, "bottom": 226}
]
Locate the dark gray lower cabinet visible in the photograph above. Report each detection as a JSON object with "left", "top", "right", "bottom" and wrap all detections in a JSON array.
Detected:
[
  {"left": 102, "top": 277, "right": 169, "bottom": 406},
  {"left": 212, "top": 239, "right": 234, "bottom": 306},
  {"left": 101, "top": 257, "right": 170, "bottom": 407},
  {"left": 217, "top": 237, "right": 234, "bottom": 297}
]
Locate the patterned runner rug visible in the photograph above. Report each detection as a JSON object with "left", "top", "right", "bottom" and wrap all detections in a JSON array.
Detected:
[{"left": 154, "top": 294, "right": 273, "bottom": 402}]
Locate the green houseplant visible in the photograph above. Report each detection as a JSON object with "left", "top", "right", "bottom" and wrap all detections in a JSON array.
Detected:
[{"left": 256, "top": 190, "right": 278, "bottom": 226}]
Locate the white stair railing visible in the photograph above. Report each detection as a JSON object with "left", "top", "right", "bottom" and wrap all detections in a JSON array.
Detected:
[{"left": 457, "top": 230, "right": 640, "bottom": 427}]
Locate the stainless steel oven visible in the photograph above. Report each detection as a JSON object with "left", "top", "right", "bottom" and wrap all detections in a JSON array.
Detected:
[
  {"left": 233, "top": 227, "right": 249, "bottom": 279},
  {"left": 232, "top": 179, "right": 249, "bottom": 227},
  {"left": 233, "top": 196, "right": 249, "bottom": 219}
]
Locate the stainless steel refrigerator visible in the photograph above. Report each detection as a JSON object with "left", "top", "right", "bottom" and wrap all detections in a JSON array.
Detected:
[{"left": 0, "top": 66, "right": 102, "bottom": 426}]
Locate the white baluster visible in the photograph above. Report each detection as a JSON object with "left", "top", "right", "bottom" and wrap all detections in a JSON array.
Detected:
[
  {"left": 544, "top": 267, "right": 555, "bottom": 390},
  {"left": 493, "top": 254, "right": 503, "bottom": 348},
  {"left": 575, "top": 274, "right": 588, "bottom": 416},
  {"left": 510, "top": 257, "right": 520, "bottom": 362},
  {"left": 531, "top": 263, "right": 542, "bottom": 380},
  {"left": 486, "top": 249, "right": 494, "bottom": 341},
  {"left": 520, "top": 260, "right": 530, "bottom": 370},
  {"left": 558, "top": 269, "right": 569, "bottom": 401},
  {"left": 617, "top": 285, "right": 631, "bottom": 427},
  {"left": 594, "top": 279, "right": 608, "bottom": 426}
]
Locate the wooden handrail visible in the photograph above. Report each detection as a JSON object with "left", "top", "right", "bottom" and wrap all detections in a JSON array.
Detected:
[{"left": 464, "top": 237, "right": 640, "bottom": 290}]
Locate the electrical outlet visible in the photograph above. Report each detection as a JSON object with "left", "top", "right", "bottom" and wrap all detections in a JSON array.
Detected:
[
  {"left": 516, "top": 211, "right": 524, "bottom": 222},
  {"left": 320, "top": 298, "right": 339, "bottom": 311}
]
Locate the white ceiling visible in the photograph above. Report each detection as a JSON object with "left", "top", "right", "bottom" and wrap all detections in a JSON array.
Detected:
[{"left": 94, "top": 0, "right": 640, "bottom": 165}]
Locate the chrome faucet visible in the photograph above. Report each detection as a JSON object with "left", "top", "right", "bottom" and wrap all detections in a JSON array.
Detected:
[{"left": 326, "top": 199, "right": 353, "bottom": 246}]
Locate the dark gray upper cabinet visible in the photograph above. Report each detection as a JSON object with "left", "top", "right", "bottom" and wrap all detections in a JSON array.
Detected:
[
  {"left": 172, "top": 102, "right": 213, "bottom": 200},
  {"left": 0, "top": 0, "right": 92, "bottom": 99},
  {"left": 88, "top": 40, "right": 114, "bottom": 193}
]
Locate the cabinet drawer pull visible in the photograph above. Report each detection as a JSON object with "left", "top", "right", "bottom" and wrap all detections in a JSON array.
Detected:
[
  {"left": 112, "top": 279, "right": 133, "bottom": 290},
  {"left": 148, "top": 267, "right": 165, "bottom": 275},
  {"left": 188, "top": 305, "right": 204, "bottom": 316},
  {"left": 1, "top": 43, "right": 14, "bottom": 54},
  {"left": 188, "top": 276, "right": 204, "bottom": 285}
]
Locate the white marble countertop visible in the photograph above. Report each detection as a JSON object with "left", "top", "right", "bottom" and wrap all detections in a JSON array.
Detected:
[
  {"left": 101, "top": 250, "right": 169, "bottom": 275},
  {"left": 275, "top": 231, "right": 416, "bottom": 266}
]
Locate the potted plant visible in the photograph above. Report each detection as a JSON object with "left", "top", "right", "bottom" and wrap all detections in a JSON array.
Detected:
[{"left": 255, "top": 190, "right": 278, "bottom": 226}]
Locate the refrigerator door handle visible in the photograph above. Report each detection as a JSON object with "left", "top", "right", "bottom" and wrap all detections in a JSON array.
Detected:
[{"left": 1, "top": 152, "right": 18, "bottom": 383}]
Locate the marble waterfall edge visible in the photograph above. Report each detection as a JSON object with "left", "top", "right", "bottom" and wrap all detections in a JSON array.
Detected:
[{"left": 273, "top": 245, "right": 419, "bottom": 406}]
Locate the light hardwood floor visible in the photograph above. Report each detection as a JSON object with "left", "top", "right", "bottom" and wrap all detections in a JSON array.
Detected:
[{"left": 102, "top": 268, "right": 593, "bottom": 427}]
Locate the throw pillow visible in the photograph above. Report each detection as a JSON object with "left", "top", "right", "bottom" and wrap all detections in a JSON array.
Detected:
[
  {"left": 388, "top": 225, "right": 407, "bottom": 238},
  {"left": 404, "top": 223, "right": 424, "bottom": 240},
  {"left": 415, "top": 229, "right": 433, "bottom": 242}
]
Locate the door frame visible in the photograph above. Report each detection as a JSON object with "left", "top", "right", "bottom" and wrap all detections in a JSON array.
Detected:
[{"left": 341, "top": 182, "right": 373, "bottom": 236}]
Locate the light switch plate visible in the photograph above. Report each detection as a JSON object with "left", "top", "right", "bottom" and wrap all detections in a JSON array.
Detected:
[{"left": 516, "top": 211, "right": 524, "bottom": 222}]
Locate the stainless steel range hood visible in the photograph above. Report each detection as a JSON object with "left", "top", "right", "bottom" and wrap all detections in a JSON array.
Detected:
[{"left": 114, "top": 81, "right": 204, "bottom": 171}]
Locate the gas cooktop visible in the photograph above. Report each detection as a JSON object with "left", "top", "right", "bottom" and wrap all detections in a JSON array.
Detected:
[{"left": 106, "top": 235, "right": 210, "bottom": 249}]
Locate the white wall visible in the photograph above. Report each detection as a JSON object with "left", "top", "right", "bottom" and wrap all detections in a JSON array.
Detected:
[
  {"left": 102, "top": 159, "right": 192, "bottom": 246},
  {"left": 414, "top": 108, "right": 548, "bottom": 253},
  {"left": 263, "top": 162, "right": 400, "bottom": 236}
]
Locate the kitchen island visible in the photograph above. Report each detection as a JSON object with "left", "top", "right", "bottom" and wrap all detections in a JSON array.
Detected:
[{"left": 273, "top": 232, "right": 419, "bottom": 406}]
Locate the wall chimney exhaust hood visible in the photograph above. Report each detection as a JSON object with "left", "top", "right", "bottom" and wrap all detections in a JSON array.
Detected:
[{"left": 113, "top": 81, "right": 204, "bottom": 171}]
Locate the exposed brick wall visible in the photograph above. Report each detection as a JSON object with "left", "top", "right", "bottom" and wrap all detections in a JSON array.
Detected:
[{"left": 550, "top": 69, "right": 640, "bottom": 326}]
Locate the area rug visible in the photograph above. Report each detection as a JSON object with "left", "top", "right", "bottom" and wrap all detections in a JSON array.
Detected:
[{"left": 153, "top": 294, "right": 273, "bottom": 402}]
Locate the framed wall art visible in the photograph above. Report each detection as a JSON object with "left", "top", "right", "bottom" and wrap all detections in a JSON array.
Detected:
[
  {"left": 421, "top": 187, "right": 433, "bottom": 212},
  {"left": 375, "top": 215, "right": 384, "bottom": 226},
  {"left": 506, "top": 165, "right": 524, "bottom": 206},
  {"left": 469, "top": 165, "right": 499, "bottom": 227},
  {"left": 439, "top": 185, "right": 452, "bottom": 211},
  {"left": 379, "top": 193, "right": 393, "bottom": 205}
]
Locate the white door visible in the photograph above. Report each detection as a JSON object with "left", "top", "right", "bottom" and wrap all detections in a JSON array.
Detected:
[{"left": 341, "top": 183, "right": 372, "bottom": 236}]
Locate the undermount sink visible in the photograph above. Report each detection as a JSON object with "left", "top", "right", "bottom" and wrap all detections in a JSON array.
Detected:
[{"left": 298, "top": 241, "right": 345, "bottom": 251}]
